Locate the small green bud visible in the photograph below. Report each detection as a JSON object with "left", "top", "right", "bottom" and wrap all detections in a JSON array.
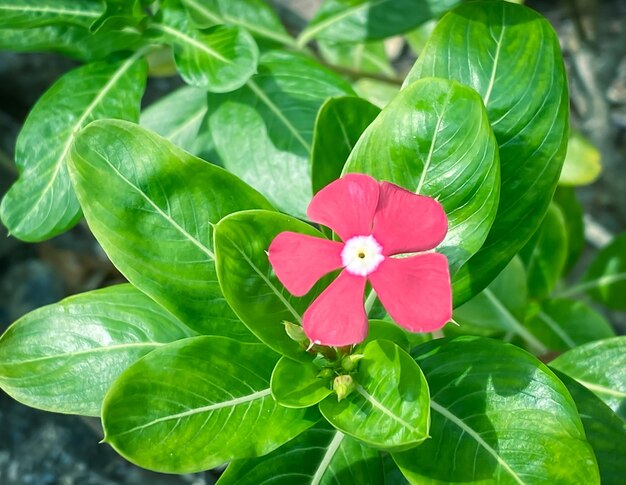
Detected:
[
  {"left": 317, "top": 368, "right": 334, "bottom": 379},
  {"left": 333, "top": 375, "right": 355, "bottom": 401},
  {"left": 341, "top": 353, "right": 364, "bottom": 372},
  {"left": 283, "top": 321, "right": 308, "bottom": 344}
]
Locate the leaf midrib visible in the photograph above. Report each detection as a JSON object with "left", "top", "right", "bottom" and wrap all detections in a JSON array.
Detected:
[
  {"left": 355, "top": 384, "right": 420, "bottom": 435},
  {"left": 155, "top": 23, "right": 231, "bottom": 64},
  {"left": 0, "top": 4, "right": 101, "bottom": 18},
  {"left": 310, "top": 432, "right": 344, "bottom": 485}
]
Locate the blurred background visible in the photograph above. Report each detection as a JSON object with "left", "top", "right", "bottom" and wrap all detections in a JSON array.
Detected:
[{"left": 0, "top": 0, "right": 624, "bottom": 483}]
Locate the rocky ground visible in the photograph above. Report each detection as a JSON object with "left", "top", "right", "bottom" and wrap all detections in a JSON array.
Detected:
[{"left": 0, "top": 0, "right": 624, "bottom": 483}]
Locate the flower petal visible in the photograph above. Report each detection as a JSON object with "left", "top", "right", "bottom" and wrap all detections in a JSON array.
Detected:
[
  {"left": 369, "top": 253, "right": 451, "bottom": 333},
  {"left": 372, "top": 182, "right": 448, "bottom": 255},
  {"left": 269, "top": 232, "right": 344, "bottom": 296},
  {"left": 303, "top": 270, "right": 368, "bottom": 346},
  {"left": 307, "top": 174, "right": 379, "bottom": 241}
]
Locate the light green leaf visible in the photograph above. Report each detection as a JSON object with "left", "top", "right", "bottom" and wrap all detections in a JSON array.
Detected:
[
  {"left": 206, "top": 50, "right": 354, "bottom": 217},
  {"left": 152, "top": 7, "right": 258, "bottom": 92},
  {"left": 551, "top": 337, "right": 626, "bottom": 421},
  {"left": 320, "top": 340, "right": 429, "bottom": 451},
  {"left": 519, "top": 203, "right": 568, "bottom": 299},
  {"left": 553, "top": 187, "right": 584, "bottom": 275},
  {"left": 0, "top": 55, "right": 147, "bottom": 242},
  {"left": 353, "top": 78, "right": 399, "bottom": 108},
  {"left": 0, "top": 284, "right": 192, "bottom": 417},
  {"left": 406, "top": 1, "right": 569, "bottom": 304},
  {"left": 68, "top": 120, "right": 272, "bottom": 338},
  {"left": 271, "top": 356, "right": 333, "bottom": 408},
  {"left": 218, "top": 423, "right": 384, "bottom": 485},
  {"left": 524, "top": 298, "right": 615, "bottom": 352},
  {"left": 311, "top": 96, "right": 380, "bottom": 194},
  {"left": 140, "top": 85, "right": 207, "bottom": 153},
  {"left": 394, "top": 337, "right": 599, "bottom": 484},
  {"left": 102, "top": 336, "right": 319, "bottom": 473},
  {"left": 318, "top": 40, "right": 395, "bottom": 78},
  {"left": 0, "top": 0, "right": 104, "bottom": 29},
  {"left": 552, "top": 370, "right": 626, "bottom": 485},
  {"left": 181, "top": 0, "right": 294, "bottom": 46},
  {"left": 214, "top": 210, "right": 331, "bottom": 361},
  {"left": 559, "top": 130, "right": 601, "bottom": 186},
  {"left": 345, "top": 77, "right": 500, "bottom": 275}
]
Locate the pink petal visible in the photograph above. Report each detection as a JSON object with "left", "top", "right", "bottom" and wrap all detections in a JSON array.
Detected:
[
  {"left": 303, "top": 270, "right": 368, "bottom": 346},
  {"left": 307, "top": 174, "right": 379, "bottom": 241},
  {"left": 268, "top": 232, "right": 344, "bottom": 296},
  {"left": 372, "top": 182, "right": 448, "bottom": 256},
  {"left": 369, "top": 253, "right": 451, "bottom": 333}
]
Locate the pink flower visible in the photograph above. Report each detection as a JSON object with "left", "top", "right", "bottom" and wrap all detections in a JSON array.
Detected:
[{"left": 268, "top": 174, "right": 452, "bottom": 347}]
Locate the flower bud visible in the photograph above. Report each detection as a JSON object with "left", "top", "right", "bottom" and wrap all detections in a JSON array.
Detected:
[
  {"left": 283, "top": 321, "right": 308, "bottom": 344},
  {"left": 333, "top": 375, "right": 355, "bottom": 401},
  {"left": 341, "top": 353, "right": 364, "bottom": 372}
]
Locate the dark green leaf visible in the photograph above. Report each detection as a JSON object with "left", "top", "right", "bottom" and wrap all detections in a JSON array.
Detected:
[
  {"left": 320, "top": 340, "right": 429, "bottom": 451},
  {"left": 102, "top": 336, "right": 319, "bottom": 473},
  {"left": 363, "top": 320, "right": 410, "bottom": 351},
  {"left": 271, "top": 356, "right": 333, "bottom": 408},
  {"left": 68, "top": 120, "right": 272, "bottom": 338},
  {"left": 0, "top": 55, "right": 147, "bottom": 242},
  {"left": 311, "top": 96, "right": 380, "bottom": 194},
  {"left": 406, "top": 1, "right": 569, "bottom": 304},
  {"left": 551, "top": 337, "right": 626, "bottom": 421},
  {"left": 206, "top": 51, "right": 354, "bottom": 217},
  {"left": 345, "top": 77, "right": 500, "bottom": 276},
  {"left": 0, "top": 24, "right": 91, "bottom": 58},
  {"left": 394, "top": 337, "right": 599, "bottom": 484},
  {"left": 0, "top": 0, "right": 104, "bottom": 29},
  {"left": 553, "top": 186, "right": 584, "bottom": 275},
  {"left": 0, "top": 284, "right": 192, "bottom": 417},
  {"left": 218, "top": 423, "right": 384, "bottom": 485}
]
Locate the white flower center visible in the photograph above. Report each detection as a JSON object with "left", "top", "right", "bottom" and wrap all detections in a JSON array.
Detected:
[{"left": 341, "top": 235, "right": 385, "bottom": 276}]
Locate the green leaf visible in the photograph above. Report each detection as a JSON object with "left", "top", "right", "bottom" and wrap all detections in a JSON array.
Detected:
[
  {"left": 0, "top": 55, "right": 147, "bottom": 242},
  {"left": 551, "top": 337, "right": 626, "bottom": 421},
  {"left": 102, "top": 336, "right": 319, "bottom": 473},
  {"left": 271, "top": 356, "right": 333, "bottom": 408},
  {"left": 394, "top": 337, "right": 599, "bottom": 484},
  {"left": 553, "top": 186, "right": 584, "bottom": 275},
  {"left": 68, "top": 120, "right": 272, "bottom": 338},
  {"left": 363, "top": 319, "right": 410, "bottom": 351},
  {"left": 299, "top": 0, "right": 456, "bottom": 45},
  {"left": 218, "top": 423, "right": 384, "bottom": 485},
  {"left": 152, "top": 7, "right": 258, "bottom": 92},
  {"left": 353, "top": 78, "right": 399, "bottom": 108},
  {"left": 311, "top": 96, "right": 380, "bottom": 194},
  {"left": 318, "top": 40, "right": 395, "bottom": 77},
  {"left": 319, "top": 340, "right": 429, "bottom": 451},
  {"left": 524, "top": 298, "right": 615, "bottom": 352},
  {"left": 181, "top": 0, "right": 294, "bottom": 46},
  {"left": 0, "top": 284, "right": 192, "bottom": 417},
  {"left": 0, "top": 0, "right": 104, "bottom": 29},
  {"left": 140, "top": 85, "right": 207, "bottom": 153},
  {"left": 345, "top": 77, "right": 500, "bottom": 276},
  {"left": 552, "top": 370, "right": 626, "bottom": 485},
  {"left": 519, "top": 203, "right": 568, "bottom": 299},
  {"left": 579, "top": 232, "right": 626, "bottom": 311},
  {"left": 406, "top": 1, "right": 569, "bottom": 304},
  {"left": 0, "top": 24, "right": 91, "bottom": 58},
  {"left": 205, "top": 51, "right": 354, "bottom": 217},
  {"left": 559, "top": 130, "right": 601, "bottom": 186},
  {"left": 214, "top": 210, "right": 331, "bottom": 360}
]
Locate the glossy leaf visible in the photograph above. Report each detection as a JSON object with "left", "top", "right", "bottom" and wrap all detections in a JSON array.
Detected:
[
  {"left": 214, "top": 210, "right": 331, "bottom": 360},
  {"left": 551, "top": 337, "right": 626, "bottom": 421},
  {"left": 181, "top": 0, "right": 294, "bottom": 46},
  {"left": 553, "top": 187, "right": 584, "bottom": 275},
  {"left": 0, "top": 55, "right": 147, "bottom": 242},
  {"left": 580, "top": 232, "right": 626, "bottom": 311},
  {"left": 394, "top": 337, "right": 599, "bottom": 484},
  {"left": 560, "top": 130, "right": 601, "bottom": 186},
  {"left": 0, "top": 0, "right": 103, "bottom": 29},
  {"left": 102, "top": 336, "right": 319, "bottom": 473},
  {"left": 552, "top": 370, "right": 626, "bottom": 485},
  {"left": 345, "top": 77, "right": 500, "bottom": 276},
  {"left": 152, "top": 7, "right": 258, "bottom": 92},
  {"left": 406, "top": 1, "right": 569, "bottom": 304},
  {"left": 0, "top": 24, "right": 91, "bottom": 58},
  {"left": 206, "top": 51, "right": 354, "bottom": 217},
  {"left": 320, "top": 340, "right": 429, "bottom": 451},
  {"left": 0, "top": 284, "right": 192, "bottom": 417},
  {"left": 68, "top": 120, "right": 272, "bottom": 338},
  {"left": 524, "top": 298, "right": 614, "bottom": 352},
  {"left": 299, "top": 0, "right": 457, "bottom": 45},
  {"left": 271, "top": 356, "right": 332, "bottom": 408},
  {"left": 140, "top": 85, "right": 207, "bottom": 153},
  {"left": 519, "top": 203, "right": 568, "bottom": 299},
  {"left": 218, "top": 423, "right": 384, "bottom": 485},
  {"left": 311, "top": 96, "right": 380, "bottom": 194},
  {"left": 318, "top": 40, "right": 395, "bottom": 77}
]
